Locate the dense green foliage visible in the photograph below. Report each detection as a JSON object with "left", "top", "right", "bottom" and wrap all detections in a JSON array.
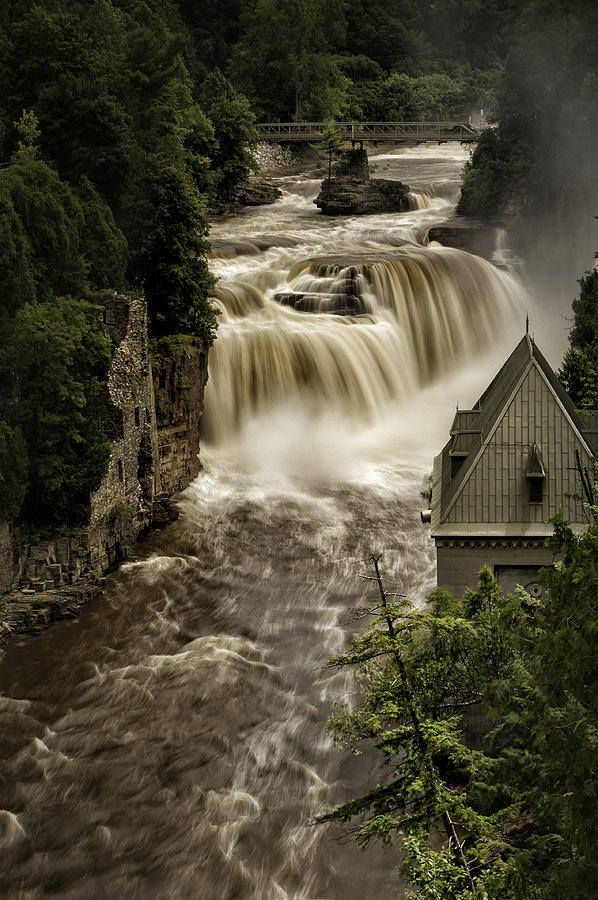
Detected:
[
  {"left": 0, "top": 159, "right": 118, "bottom": 526},
  {"left": 6, "top": 297, "right": 113, "bottom": 526},
  {"left": 198, "top": 70, "right": 258, "bottom": 199},
  {"left": 137, "top": 165, "right": 216, "bottom": 340},
  {"left": 323, "top": 536, "right": 598, "bottom": 897},
  {"left": 0, "top": 0, "right": 256, "bottom": 528},
  {"left": 224, "top": 0, "right": 506, "bottom": 121},
  {"left": 559, "top": 266, "right": 598, "bottom": 408},
  {"left": 229, "top": 0, "right": 349, "bottom": 121},
  {"left": 0, "top": 0, "right": 244, "bottom": 323}
]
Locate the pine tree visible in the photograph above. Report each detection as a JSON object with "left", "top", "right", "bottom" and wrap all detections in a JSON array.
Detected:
[{"left": 319, "top": 556, "right": 519, "bottom": 898}]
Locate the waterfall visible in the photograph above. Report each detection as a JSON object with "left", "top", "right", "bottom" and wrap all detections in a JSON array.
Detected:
[
  {"left": 407, "top": 190, "right": 433, "bottom": 209},
  {"left": 206, "top": 246, "right": 525, "bottom": 442}
]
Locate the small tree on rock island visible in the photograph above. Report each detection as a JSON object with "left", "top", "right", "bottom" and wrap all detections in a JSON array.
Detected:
[
  {"left": 12, "top": 109, "right": 41, "bottom": 160},
  {"left": 138, "top": 164, "right": 218, "bottom": 344},
  {"left": 318, "top": 120, "right": 343, "bottom": 197},
  {"left": 319, "top": 556, "right": 522, "bottom": 898}
]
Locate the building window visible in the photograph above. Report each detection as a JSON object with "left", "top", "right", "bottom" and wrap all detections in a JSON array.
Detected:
[
  {"left": 134, "top": 407, "right": 140, "bottom": 427},
  {"left": 526, "top": 444, "right": 545, "bottom": 504},
  {"left": 118, "top": 459, "right": 124, "bottom": 482},
  {"left": 528, "top": 478, "right": 543, "bottom": 503},
  {"left": 450, "top": 456, "right": 466, "bottom": 479}
]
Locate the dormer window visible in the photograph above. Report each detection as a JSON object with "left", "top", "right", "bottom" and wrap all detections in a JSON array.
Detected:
[
  {"left": 526, "top": 444, "right": 545, "bottom": 504},
  {"left": 451, "top": 455, "right": 466, "bottom": 479}
]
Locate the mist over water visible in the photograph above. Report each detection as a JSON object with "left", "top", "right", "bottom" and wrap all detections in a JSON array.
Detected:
[{"left": 0, "top": 145, "right": 529, "bottom": 899}]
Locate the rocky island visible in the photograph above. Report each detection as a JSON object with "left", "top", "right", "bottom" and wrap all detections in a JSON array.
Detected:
[{"left": 314, "top": 148, "right": 412, "bottom": 215}]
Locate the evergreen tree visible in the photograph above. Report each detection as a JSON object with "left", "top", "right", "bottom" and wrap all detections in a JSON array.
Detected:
[
  {"left": 7, "top": 296, "right": 113, "bottom": 526},
  {"left": 0, "top": 421, "right": 27, "bottom": 522},
  {"left": 316, "top": 120, "right": 343, "bottom": 195},
  {"left": 77, "top": 175, "right": 128, "bottom": 291},
  {"left": 482, "top": 512, "right": 598, "bottom": 898},
  {"left": 136, "top": 164, "right": 217, "bottom": 343},
  {"left": 322, "top": 525, "right": 598, "bottom": 897},
  {"left": 229, "top": 0, "right": 349, "bottom": 120},
  {"left": 559, "top": 265, "right": 598, "bottom": 408},
  {"left": 320, "top": 557, "right": 519, "bottom": 897},
  {"left": 198, "top": 69, "right": 257, "bottom": 199}
]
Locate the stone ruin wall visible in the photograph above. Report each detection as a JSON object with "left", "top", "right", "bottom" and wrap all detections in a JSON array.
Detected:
[{"left": 86, "top": 292, "right": 158, "bottom": 575}]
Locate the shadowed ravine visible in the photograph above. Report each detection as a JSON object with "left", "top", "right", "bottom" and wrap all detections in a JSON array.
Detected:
[{"left": 0, "top": 146, "right": 528, "bottom": 899}]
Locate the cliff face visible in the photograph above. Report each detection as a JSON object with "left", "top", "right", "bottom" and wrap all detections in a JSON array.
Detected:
[
  {"left": 0, "top": 293, "right": 210, "bottom": 600},
  {"left": 152, "top": 339, "right": 209, "bottom": 521}
]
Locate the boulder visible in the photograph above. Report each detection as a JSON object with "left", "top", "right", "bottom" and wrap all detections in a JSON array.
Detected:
[
  {"left": 315, "top": 177, "right": 412, "bottom": 216},
  {"left": 273, "top": 291, "right": 371, "bottom": 316}
]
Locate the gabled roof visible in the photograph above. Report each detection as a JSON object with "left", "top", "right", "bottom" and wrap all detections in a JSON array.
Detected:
[
  {"left": 526, "top": 444, "right": 545, "bottom": 478},
  {"left": 431, "top": 333, "right": 598, "bottom": 532}
]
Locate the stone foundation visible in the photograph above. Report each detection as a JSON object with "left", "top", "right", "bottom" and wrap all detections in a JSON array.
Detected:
[{"left": 436, "top": 537, "right": 554, "bottom": 595}]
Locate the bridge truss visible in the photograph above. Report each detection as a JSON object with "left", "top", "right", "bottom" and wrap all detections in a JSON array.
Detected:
[{"left": 256, "top": 121, "right": 479, "bottom": 145}]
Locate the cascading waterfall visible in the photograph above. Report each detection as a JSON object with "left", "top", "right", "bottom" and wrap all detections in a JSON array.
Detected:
[
  {"left": 0, "top": 146, "right": 532, "bottom": 900},
  {"left": 407, "top": 189, "right": 433, "bottom": 209},
  {"left": 206, "top": 244, "right": 524, "bottom": 441}
]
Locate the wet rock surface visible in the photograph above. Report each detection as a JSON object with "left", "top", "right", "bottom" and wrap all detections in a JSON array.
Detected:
[
  {"left": 427, "top": 218, "right": 498, "bottom": 259},
  {"left": 315, "top": 177, "right": 412, "bottom": 215},
  {"left": 0, "top": 584, "right": 99, "bottom": 660},
  {"left": 274, "top": 291, "right": 371, "bottom": 316},
  {"left": 274, "top": 263, "right": 374, "bottom": 316},
  {"left": 208, "top": 177, "right": 282, "bottom": 216}
]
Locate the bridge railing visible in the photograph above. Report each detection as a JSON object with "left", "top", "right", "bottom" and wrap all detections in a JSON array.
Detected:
[{"left": 256, "top": 122, "right": 479, "bottom": 143}]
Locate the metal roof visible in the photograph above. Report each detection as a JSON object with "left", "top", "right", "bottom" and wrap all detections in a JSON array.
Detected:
[{"left": 432, "top": 333, "right": 598, "bottom": 530}]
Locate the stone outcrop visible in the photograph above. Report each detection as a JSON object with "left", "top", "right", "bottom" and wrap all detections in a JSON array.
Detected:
[
  {"left": 0, "top": 583, "right": 98, "bottom": 647},
  {"left": 274, "top": 291, "right": 370, "bottom": 316},
  {"left": 152, "top": 340, "right": 209, "bottom": 507},
  {"left": 427, "top": 219, "right": 498, "bottom": 260},
  {"left": 207, "top": 176, "right": 282, "bottom": 216},
  {"left": 273, "top": 266, "right": 372, "bottom": 316},
  {"left": 315, "top": 149, "right": 411, "bottom": 216}
]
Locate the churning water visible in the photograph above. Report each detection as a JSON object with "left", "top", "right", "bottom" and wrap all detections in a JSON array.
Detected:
[{"left": 0, "top": 146, "right": 528, "bottom": 898}]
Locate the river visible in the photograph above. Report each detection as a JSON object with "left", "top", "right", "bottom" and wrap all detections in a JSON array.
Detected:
[{"left": 0, "top": 146, "right": 530, "bottom": 898}]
